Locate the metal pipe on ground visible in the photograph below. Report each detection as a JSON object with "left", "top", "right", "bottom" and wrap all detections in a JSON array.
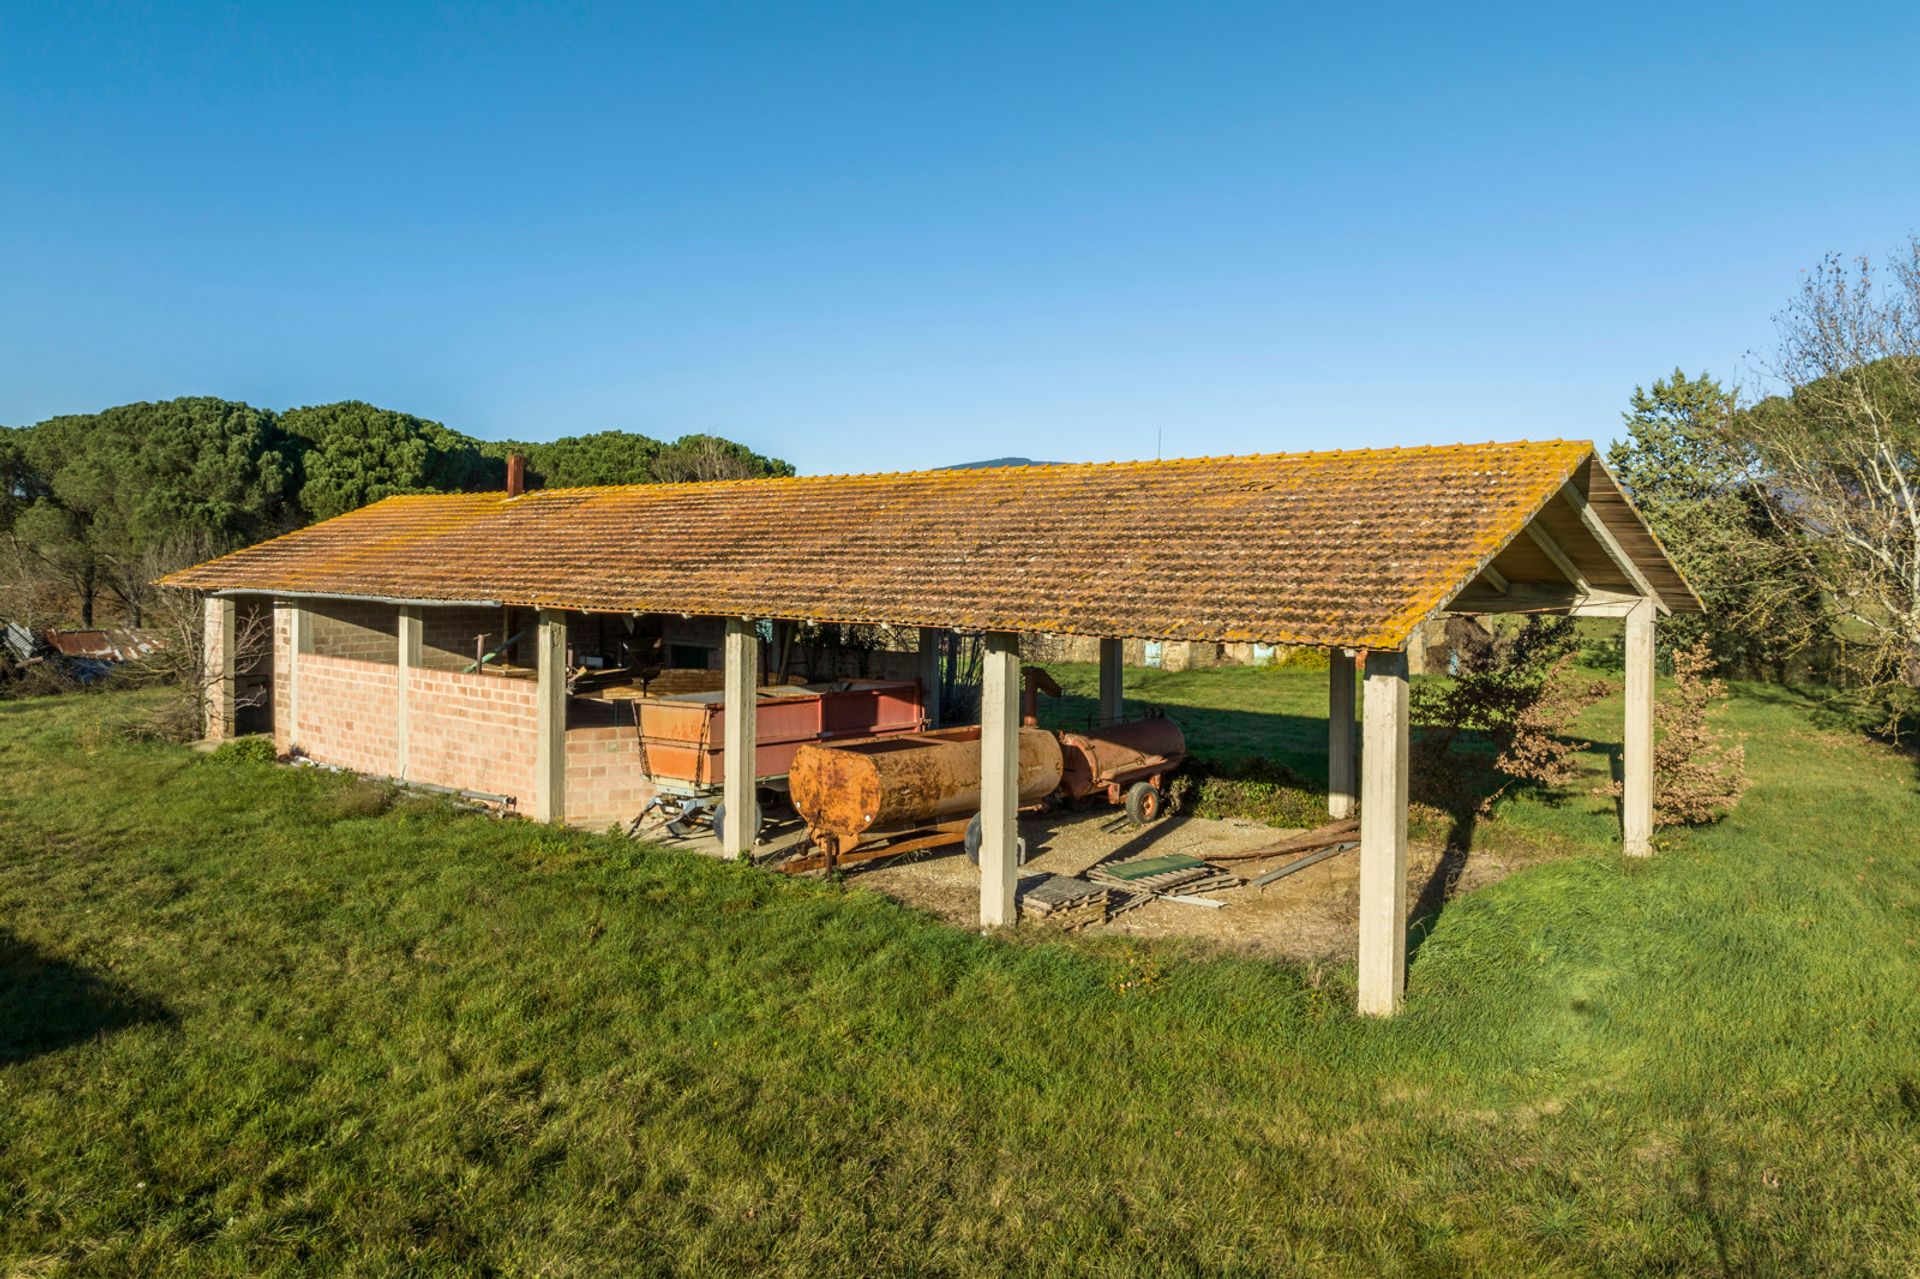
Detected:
[{"left": 1250, "top": 840, "right": 1358, "bottom": 888}]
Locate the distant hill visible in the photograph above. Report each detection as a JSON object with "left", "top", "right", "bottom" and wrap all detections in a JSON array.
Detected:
[{"left": 938, "top": 457, "right": 1059, "bottom": 470}]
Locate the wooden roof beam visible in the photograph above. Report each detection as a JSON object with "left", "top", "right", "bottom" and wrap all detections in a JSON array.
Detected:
[
  {"left": 1448, "top": 584, "right": 1644, "bottom": 616},
  {"left": 1523, "top": 521, "right": 1591, "bottom": 596},
  {"left": 1559, "top": 481, "right": 1666, "bottom": 614}
]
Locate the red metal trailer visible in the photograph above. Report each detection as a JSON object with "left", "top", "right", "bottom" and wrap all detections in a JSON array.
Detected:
[{"left": 631, "top": 678, "right": 925, "bottom": 836}]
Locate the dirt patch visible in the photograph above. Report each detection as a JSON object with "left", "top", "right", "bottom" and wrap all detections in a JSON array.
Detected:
[{"left": 666, "top": 806, "right": 1535, "bottom": 964}]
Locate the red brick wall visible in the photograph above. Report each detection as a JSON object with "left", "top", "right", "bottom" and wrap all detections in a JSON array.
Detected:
[
  {"left": 270, "top": 603, "right": 663, "bottom": 826},
  {"left": 564, "top": 713, "right": 657, "bottom": 830},
  {"left": 291, "top": 653, "right": 401, "bottom": 777},
  {"left": 403, "top": 668, "right": 542, "bottom": 809}
]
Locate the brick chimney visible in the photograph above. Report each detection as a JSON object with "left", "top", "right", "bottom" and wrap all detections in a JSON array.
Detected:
[{"left": 506, "top": 452, "right": 526, "bottom": 498}]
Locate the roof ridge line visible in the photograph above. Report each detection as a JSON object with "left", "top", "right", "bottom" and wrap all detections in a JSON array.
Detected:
[{"left": 440, "top": 438, "right": 1594, "bottom": 501}]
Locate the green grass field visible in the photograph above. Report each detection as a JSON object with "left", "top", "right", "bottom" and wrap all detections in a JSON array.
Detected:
[{"left": 3, "top": 669, "right": 1919, "bottom": 1276}]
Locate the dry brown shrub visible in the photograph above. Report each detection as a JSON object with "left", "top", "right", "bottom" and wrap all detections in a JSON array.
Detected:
[
  {"left": 1603, "top": 639, "right": 1748, "bottom": 826},
  {"left": 1491, "top": 653, "right": 1611, "bottom": 803}
]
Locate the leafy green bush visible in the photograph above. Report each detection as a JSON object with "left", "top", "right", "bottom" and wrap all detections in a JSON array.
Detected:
[
  {"left": 210, "top": 736, "right": 278, "bottom": 766},
  {"left": 1168, "top": 757, "right": 1327, "bottom": 828}
]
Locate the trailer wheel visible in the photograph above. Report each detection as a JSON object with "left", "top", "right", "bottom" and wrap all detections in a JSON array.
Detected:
[
  {"left": 964, "top": 814, "right": 1028, "bottom": 866},
  {"left": 1125, "top": 781, "right": 1165, "bottom": 826},
  {"left": 712, "top": 801, "right": 765, "bottom": 845}
]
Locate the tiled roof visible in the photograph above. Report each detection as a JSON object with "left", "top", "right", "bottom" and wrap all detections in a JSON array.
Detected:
[{"left": 162, "top": 441, "right": 1692, "bottom": 649}]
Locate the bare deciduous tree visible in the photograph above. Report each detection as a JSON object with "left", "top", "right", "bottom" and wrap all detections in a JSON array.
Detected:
[
  {"left": 123, "top": 587, "right": 273, "bottom": 740},
  {"left": 0, "top": 533, "right": 62, "bottom": 632},
  {"left": 1746, "top": 240, "right": 1920, "bottom": 690}
]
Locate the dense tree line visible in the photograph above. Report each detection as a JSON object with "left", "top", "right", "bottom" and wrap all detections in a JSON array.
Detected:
[{"left": 0, "top": 397, "right": 792, "bottom": 625}]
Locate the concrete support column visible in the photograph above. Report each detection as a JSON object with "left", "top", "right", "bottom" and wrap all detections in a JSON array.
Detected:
[
  {"left": 721, "top": 618, "right": 761, "bottom": 856},
  {"left": 1098, "top": 637, "right": 1124, "bottom": 726},
  {"left": 397, "top": 606, "right": 422, "bottom": 780},
  {"left": 534, "top": 609, "right": 568, "bottom": 823},
  {"left": 917, "top": 627, "right": 944, "bottom": 729},
  {"left": 203, "top": 595, "right": 236, "bottom": 741},
  {"left": 1328, "top": 648, "right": 1356, "bottom": 820},
  {"left": 283, "top": 602, "right": 310, "bottom": 753},
  {"left": 1357, "top": 648, "right": 1410, "bottom": 1017},
  {"left": 979, "top": 631, "right": 1021, "bottom": 929},
  {"left": 1623, "top": 597, "right": 1656, "bottom": 858}
]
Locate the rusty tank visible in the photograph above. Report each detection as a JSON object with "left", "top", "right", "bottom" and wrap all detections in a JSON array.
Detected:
[
  {"left": 1057, "top": 716, "right": 1187, "bottom": 811},
  {"left": 785, "top": 725, "right": 1064, "bottom": 871}
]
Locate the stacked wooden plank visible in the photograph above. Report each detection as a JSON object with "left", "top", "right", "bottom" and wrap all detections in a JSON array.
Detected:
[
  {"left": 1017, "top": 873, "right": 1112, "bottom": 930},
  {"left": 1085, "top": 853, "right": 1240, "bottom": 897}
]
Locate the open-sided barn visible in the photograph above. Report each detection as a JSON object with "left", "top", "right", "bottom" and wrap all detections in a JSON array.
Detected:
[{"left": 165, "top": 440, "right": 1698, "bottom": 1015}]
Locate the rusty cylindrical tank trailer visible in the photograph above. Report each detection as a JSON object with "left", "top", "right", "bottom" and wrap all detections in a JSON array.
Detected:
[
  {"left": 783, "top": 704, "right": 1186, "bottom": 875},
  {"left": 785, "top": 725, "right": 1064, "bottom": 872}
]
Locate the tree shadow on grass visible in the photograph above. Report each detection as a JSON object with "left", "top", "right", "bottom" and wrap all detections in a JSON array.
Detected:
[
  {"left": 1405, "top": 721, "right": 1599, "bottom": 962},
  {"left": 0, "top": 929, "right": 172, "bottom": 1064}
]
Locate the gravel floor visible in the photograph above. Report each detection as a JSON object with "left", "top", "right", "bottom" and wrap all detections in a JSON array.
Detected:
[{"left": 652, "top": 803, "right": 1526, "bottom": 962}]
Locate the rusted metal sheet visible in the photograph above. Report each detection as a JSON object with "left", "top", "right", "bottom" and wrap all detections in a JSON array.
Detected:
[
  {"left": 161, "top": 441, "right": 1697, "bottom": 651},
  {"left": 789, "top": 725, "right": 1064, "bottom": 850},
  {"left": 42, "top": 628, "right": 164, "bottom": 662},
  {"left": 635, "top": 678, "right": 923, "bottom": 788}
]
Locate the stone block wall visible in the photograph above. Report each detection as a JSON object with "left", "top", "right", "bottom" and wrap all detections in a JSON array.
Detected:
[
  {"left": 271, "top": 604, "right": 293, "bottom": 753},
  {"left": 203, "top": 598, "right": 233, "bottom": 741},
  {"left": 307, "top": 600, "right": 399, "bottom": 664}
]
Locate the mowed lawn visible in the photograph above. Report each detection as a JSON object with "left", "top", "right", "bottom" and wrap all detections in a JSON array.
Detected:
[{"left": 3, "top": 670, "right": 1919, "bottom": 1276}]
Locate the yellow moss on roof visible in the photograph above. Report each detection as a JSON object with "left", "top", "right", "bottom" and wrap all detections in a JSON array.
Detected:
[{"left": 164, "top": 439, "right": 1643, "bottom": 648}]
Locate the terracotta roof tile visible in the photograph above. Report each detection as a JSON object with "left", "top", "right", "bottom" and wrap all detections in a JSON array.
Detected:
[{"left": 164, "top": 440, "right": 1631, "bottom": 649}]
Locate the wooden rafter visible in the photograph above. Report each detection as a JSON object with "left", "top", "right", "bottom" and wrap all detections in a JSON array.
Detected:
[
  {"left": 1560, "top": 482, "right": 1665, "bottom": 613},
  {"left": 1524, "top": 522, "right": 1590, "bottom": 595},
  {"left": 1450, "top": 584, "right": 1644, "bottom": 617}
]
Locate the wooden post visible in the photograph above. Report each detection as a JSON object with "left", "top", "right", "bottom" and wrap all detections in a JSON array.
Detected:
[
  {"left": 396, "top": 606, "right": 422, "bottom": 780},
  {"left": 534, "top": 609, "right": 568, "bottom": 823},
  {"left": 722, "top": 618, "right": 760, "bottom": 856},
  {"left": 1623, "top": 596, "right": 1655, "bottom": 857},
  {"left": 917, "top": 627, "right": 944, "bottom": 729},
  {"left": 204, "top": 595, "right": 236, "bottom": 740},
  {"left": 1357, "top": 648, "right": 1410, "bottom": 1017},
  {"left": 1328, "top": 648, "right": 1355, "bottom": 819},
  {"left": 1098, "top": 637, "right": 1124, "bottom": 726},
  {"left": 979, "top": 631, "right": 1021, "bottom": 929}
]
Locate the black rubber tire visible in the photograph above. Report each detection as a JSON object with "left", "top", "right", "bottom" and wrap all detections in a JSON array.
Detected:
[
  {"left": 1124, "top": 781, "right": 1164, "bottom": 826},
  {"left": 712, "top": 801, "right": 764, "bottom": 844},
  {"left": 964, "top": 814, "right": 1027, "bottom": 865}
]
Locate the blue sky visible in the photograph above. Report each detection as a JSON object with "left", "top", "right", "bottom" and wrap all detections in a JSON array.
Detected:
[{"left": 3, "top": 2, "right": 1916, "bottom": 473}]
